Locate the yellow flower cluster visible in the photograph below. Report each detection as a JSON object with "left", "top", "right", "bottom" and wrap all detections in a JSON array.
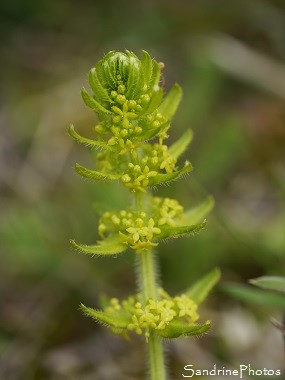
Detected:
[
  {"left": 93, "top": 77, "right": 167, "bottom": 156},
  {"left": 153, "top": 197, "right": 183, "bottom": 226},
  {"left": 122, "top": 163, "right": 158, "bottom": 193},
  {"left": 121, "top": 217, "right": 161, "bottom": 250},
  {"left": 99, "top": 209, "right": 161, "bottom": 250},
  {"left": 98, "top": 197, "right": 184, "bottom": 251},
  {"left": 108, "top": 90, "right": 166, "bottom": 136},
  {"left": 98, "top": 209, "right": 137, "bottom": 237},
  {"left": 143, "top": 142, "right": 177, "bottom": 174},
  {"left": 105, "top": 290, "right": 199, "bottom": 340}
]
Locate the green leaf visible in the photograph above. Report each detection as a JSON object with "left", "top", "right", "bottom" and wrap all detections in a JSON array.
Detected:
[
  {"left": 158, "top": 83, "right": 182, "bottom": 121},
  {"left": 157, "top": 320, "right": 211, "bottom": 338},
  {"left": 148, "top": 162, "right": 192, "bottom": 187},
  {"left": 168, "top": 129, "right": 193, "bottom": 160},
  {"left": 249, "top": 276, "right": 285, "bottom": 294},
  {"left": 68, "top": 125, "right": 115, "bottom": 151},
  {"left": 142, "top": 88, "right": 163, "bottom": 115},
  {"left": 186, "top": 268, "right": 221, "bottom": 304},
  {"left": 88, "top": 68, "right": 113, "bottom": 104},
  {"left": 75, "top": 163, "right": 121, "bottom": 181},
  {"left": 126, "top": 59, "right": 141, "bottom": 99},
  {"left": 100, "top": 54, "right": 116, "bottom": 89},
  {"left": 70, "top": 236, "right": 127, "bottom": 256},
  {"left": 149, "top": 60, "right": 161, "bottom": 89},
  {"left": 81, "top": 87, "right": 112, "bottom": 114},
  {"left": 183, "top": 196, "right": 215, "bottom": 225},
  {"left": 80, "top": 304, "right": 130, "bottom": 329},
  {"left": 157, "top": 220, "right": 207, "bottom": 240},
  {"left": 141, "top": 50, "right": 153, "bottom": 86},
  {"left": 223, "top": 283, "right": 285, "bottom": 309}
]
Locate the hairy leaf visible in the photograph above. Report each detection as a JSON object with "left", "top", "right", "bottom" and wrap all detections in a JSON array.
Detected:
[
  {"left": 70, "top": 236, "right": 127, "bottom": 256},
  {"left": 81, "top": 87, "right": 112, "bottom": 114},
  {"left": 68, "top": 125, "right": 115, "bottom": 151},
  {"left": 148, "top": 162, "right": 192, "bottom": 187},
  {"left": 157, "top": 320, "right": 211, "bottom": 339},
  {"left": 186, "top": 268, "right": 221, "bottom": 304},
  {"left": 80, "top": 304, "right": 130, "bottom": 329},
  {"left": 75, "top": 163, "right": 121, "bottom": 181},
  {"left": 157, "top": 220, "right": 207, "bottom": 240}
]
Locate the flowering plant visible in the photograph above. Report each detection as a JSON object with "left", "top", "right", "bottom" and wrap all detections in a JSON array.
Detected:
[{"left": 69, "top": 50, "right": 220, "bottom": 380}]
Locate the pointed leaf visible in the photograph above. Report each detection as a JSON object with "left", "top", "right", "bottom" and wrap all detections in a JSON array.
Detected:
[
  {"left": 81, "top": 87, "right": 112, "bottom": 114},
  {"left": 157, "top": 220, "right": 207, "bottom": 240},
  {"left": 141, "top": 50, "right": 153, "bottom": 85},
  {"left": 183, "top": 196, "right": 215, "bottom": 226},
  {"left": 157, "top": 320, "right": 211, "bottom": 338},
  {"left": 80, "top": 304, "right": 130, "bottom": 329},
  {"left": 223, "top": 283, "right": 285, "bottom": 309},
  {"left": 186, "top": 268, "right": 221, "bottom": 304},
  {"left": 70, "top": 236, "right": 127, "bottom": 256},
  {"left": 148, "top": 162, "right": 192, "bottom": 187},
  {"left": 158, "top": 83, "right": 182, "bottom": 121},
  {"left": 249, "top": 276, "right": 285, "bottom": 294},
  {"left": 149, "top": 60, "right": 161, "bottom": 89},
  {"left": 75, "top": 163, "right": 121, "bottom": 181},
  {"left": 68, "top": 125, "right": 115, "bottom": 151}
]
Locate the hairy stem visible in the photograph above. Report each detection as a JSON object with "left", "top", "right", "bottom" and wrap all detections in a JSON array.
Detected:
[{"left": 135, "top": 192, "right": 167, "bottom": 380}]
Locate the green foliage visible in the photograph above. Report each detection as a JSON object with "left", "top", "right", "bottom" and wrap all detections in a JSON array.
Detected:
[
  {"left": 168, "top": 129, "right": 193, "bottom": 160},
  {"left": 249, "top": 276, "right": 285, "bottom": 294},
  {"left": 186, "top": 267, "right": 221, "bottom": 304},
  {"left": 224, "top": 275, "right": 285, "bottom": 314},
  {"left": 223, "top": 283, "right": 285, "bottom": 309},
  {"left": 70, "top": 236, "right": 127, "bottom": 256},
  {"left": 70, "top": 50, "right": 218, "bottom": 378},
  {"left": 68, "top": 124, "right": 115, "bottom": 151},
  {"left": 75, "top": 163, "right": 121, "bottom": 182},
  {"left": 4, "top": 3, "right": 285, "bottom": 377},
  {"left": 158, "top": 83, "right": 182, "bottom": 121},
  {"left": 148, "top": 162, "right": 193, "bottom": 187},
  {"left": 183, "top": 196, "right": 215, "bottom": 226},
  {"left": 156, "top": 220, "right": 207, "bottom": 240},
  {"left": 158, "top": 320, "right": 211, "bottom": 338},
  {"left": 79, "top": 273, "right": 217, "bottom": 340}
]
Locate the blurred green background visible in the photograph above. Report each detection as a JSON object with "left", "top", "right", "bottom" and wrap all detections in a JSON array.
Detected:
[{"left": 1, "top": 1, "right": 285, "bottom": 379}]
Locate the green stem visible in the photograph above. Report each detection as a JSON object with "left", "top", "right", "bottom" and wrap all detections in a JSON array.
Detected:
[
  {"left": 139, "top": 249, "right": 157, "bottom": 302},
  {"left": 135, "top": 192, "right": 167, "bottom": 380}
]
